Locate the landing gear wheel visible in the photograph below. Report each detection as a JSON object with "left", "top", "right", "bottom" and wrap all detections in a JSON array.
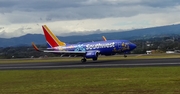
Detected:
[
  {"left": 124, "top": 54, "right": 127, "bottom": 58},
  {"left": 92, "top": 57, "right": 97, "bottom": 61},
  {"left": 81, "top": 58, "right": 87, "bottom": 63}
]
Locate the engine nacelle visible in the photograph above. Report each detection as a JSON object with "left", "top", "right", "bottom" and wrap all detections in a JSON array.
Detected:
[{"left": 85, "top": 51, "right": 98, "bottom": 59}]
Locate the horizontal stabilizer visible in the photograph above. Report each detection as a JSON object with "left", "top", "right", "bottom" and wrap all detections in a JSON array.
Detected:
[{"left": 32, "top": 42, "right": 41, "bottom": 52}]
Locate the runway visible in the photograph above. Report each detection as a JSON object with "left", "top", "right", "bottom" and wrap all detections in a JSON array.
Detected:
[{"left": 1, "top": 58, "right": 180, "bottom": 70}]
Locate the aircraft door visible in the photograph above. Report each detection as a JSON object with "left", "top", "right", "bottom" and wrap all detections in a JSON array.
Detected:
[
  {"left": 118, "top": 42, "right": 122, "bottom": 50},
  {"left": 113, "top": 42, "right": 122, "bottom": 53}
]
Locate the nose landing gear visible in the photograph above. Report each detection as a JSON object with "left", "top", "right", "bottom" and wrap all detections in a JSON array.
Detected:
[{"left": 124, "top": 53, "right": 127, "bottom": 58}]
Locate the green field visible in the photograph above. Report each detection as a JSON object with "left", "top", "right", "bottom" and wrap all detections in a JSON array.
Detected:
[
  {"left": 0, "top": 54, "right": 180, "bottom": 93},
  {"left": 0, "top": 67, "right": 180, "bottom": 94},
  {"left": 1, "top": 53, "right": 180, "bottom": 63}
]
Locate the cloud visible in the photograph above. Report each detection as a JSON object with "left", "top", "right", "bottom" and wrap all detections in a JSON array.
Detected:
[
  {"left": 0, "top": 25, "right": 35, "bottom": 38},
  {"left": 0, "top": 0, "right": 180, "bottom": 38},
  {"left": 1, "top": 0, "right": 180, "bottom": 22}
]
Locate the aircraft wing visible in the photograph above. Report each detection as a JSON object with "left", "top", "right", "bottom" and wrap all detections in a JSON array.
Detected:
[
  {"left": 32, "top": 42, "right": 86, "bottom": 54},
  {"left": 43, "top": 50, "right": 86, "bottom": 53}
]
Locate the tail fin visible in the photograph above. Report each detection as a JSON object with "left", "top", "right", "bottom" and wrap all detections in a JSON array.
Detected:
[
  {"left": 42, "top": 25, "right": 66, "bottom": 48},
  {"left": 102, "top": 36, "right": 107, "bottom": 41}
]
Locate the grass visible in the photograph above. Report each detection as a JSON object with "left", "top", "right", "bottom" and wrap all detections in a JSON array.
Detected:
[
  {"left": 0, "top": 67, "right": 180, "bottom": 94},
  {"left": 1, "top": 53, "right": 180, "bottom": 63}
]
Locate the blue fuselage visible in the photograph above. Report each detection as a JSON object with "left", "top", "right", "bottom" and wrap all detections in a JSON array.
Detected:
[{"left": 55, "top": 40, "right": 136, "bottom": 55}]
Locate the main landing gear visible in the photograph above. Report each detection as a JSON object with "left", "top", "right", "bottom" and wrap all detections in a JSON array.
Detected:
[
  {"left": 81, "top": 58, "right": 87, "bottom": 63},
  {"left": 81, "top": 57, "right": 98, "bottom": 63},
  {"left": 92, "top": 57, "right": 97, "bottom": 61}
]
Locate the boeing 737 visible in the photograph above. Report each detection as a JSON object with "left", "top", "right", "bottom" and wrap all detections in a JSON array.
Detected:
[{"left": 32, "top": 25, "right": 136, "bottom": 63}]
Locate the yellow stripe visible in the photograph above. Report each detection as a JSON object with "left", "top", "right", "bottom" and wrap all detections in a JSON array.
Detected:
[{"left": 43, "top": 25, "right": 66, "bottom": 46}]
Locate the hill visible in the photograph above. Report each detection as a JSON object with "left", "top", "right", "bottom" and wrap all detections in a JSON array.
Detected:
[{"left": 0, "top": 24, "right": 180, "bottom": 47}]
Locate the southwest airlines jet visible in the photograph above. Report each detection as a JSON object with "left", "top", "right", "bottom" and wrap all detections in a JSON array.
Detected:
[{"left": 32, "top": 25, "right": 136, "bottom": 63}]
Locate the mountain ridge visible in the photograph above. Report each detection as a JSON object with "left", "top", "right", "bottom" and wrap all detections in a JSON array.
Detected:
[{"left": 0, "top": 24, "right": 180, "bottom": 47}]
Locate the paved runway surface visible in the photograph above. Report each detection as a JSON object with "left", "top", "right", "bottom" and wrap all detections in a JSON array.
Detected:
[{"left": 1, "top": 58, "right": 180, "bottom": 70}]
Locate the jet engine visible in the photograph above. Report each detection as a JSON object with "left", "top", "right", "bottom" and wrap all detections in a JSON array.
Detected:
[{"left": 85, "top": 51, "right": 99, "bottom": 60}]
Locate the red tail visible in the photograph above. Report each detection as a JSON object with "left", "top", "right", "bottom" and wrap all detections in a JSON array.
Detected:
[{"left": 42, "top": 25, "right": 66, "bottom": 47}]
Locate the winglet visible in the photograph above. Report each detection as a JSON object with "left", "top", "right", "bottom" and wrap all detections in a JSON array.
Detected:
[
  {"left": 102, "top": 36, "right": 107, "bottom": 41},
  {"left": 32, "top": 42, "right": 41, "bottom": 51}
]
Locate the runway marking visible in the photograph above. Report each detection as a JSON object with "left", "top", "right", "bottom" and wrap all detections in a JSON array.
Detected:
[{"left": 0, "top": 62, "right": 180, "bottom": 70}]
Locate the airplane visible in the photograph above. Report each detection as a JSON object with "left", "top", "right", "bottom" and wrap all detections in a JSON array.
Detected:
[{"left": 32, "top": 25, "right": 137, "bottom": 63}]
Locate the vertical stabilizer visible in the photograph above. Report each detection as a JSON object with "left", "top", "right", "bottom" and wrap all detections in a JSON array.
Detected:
[{"left": 42, "top": 25, "right": 66, "bottom": 48}]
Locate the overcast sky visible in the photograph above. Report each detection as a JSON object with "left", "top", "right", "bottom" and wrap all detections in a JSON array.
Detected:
[{"left": 0, "top": 0, "right": 180, "bottom": 38}]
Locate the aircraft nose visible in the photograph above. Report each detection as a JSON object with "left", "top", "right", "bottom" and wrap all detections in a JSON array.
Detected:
[{"left": 129, "top": 43, "right": 136, "bottom": 50}]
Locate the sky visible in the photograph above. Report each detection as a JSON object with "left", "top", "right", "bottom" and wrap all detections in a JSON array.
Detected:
[{"left": 0, "top": 0, "right": 180, "bottom": 38}]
